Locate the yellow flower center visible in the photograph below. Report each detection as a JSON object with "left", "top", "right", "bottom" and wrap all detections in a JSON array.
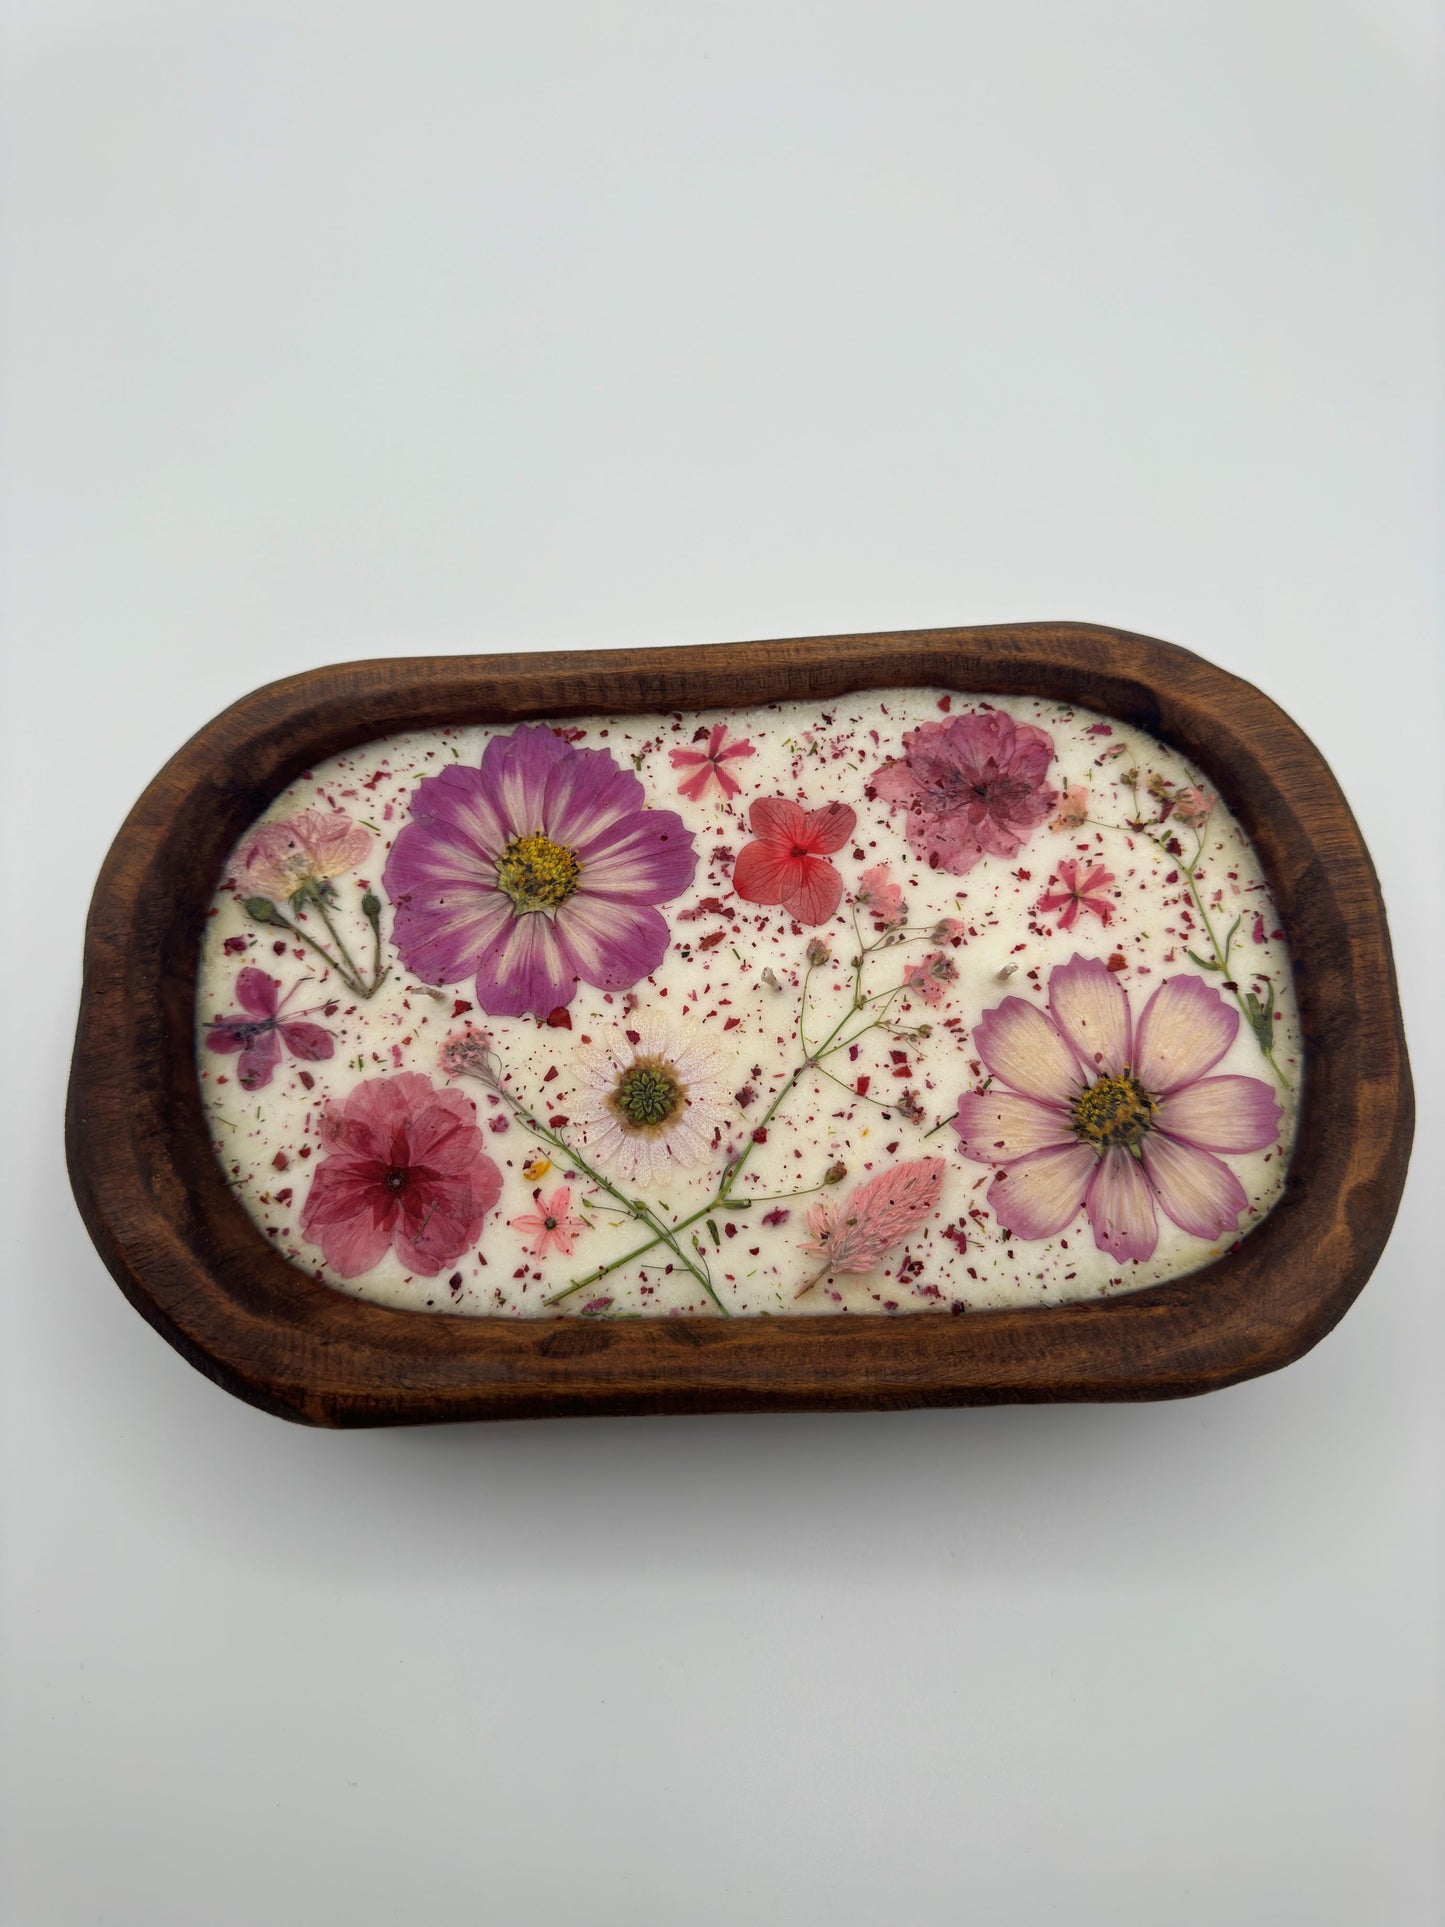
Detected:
[
  {"left": 610, "top": 1058, "right": 685, "bottom": 1134},
  {"left": 495, "top": 832, "right": 581, "bottom": 913},
  {"left": 1071, "top": 1072, "right": 1157, "bottom": 1150}
]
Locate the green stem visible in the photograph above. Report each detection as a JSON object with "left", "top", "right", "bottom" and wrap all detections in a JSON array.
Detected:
[{"left": 259, "top": 907, "right": 366, "bottom": 998}]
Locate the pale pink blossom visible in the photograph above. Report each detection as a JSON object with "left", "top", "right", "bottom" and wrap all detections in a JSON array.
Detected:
[
  {"left": 240, "top": 808, "right": 372, "bottom": 902},
  {"left": 854, "top": 863, "right": 905, "bottom": 927},
  {"left": 902, "top": 950, "right": 958, "bottom": 1005},
  {"left": 1173, "top": 785, "right": 1217, "bottom": 828},
  {"left": 510, "top": 1185, "right": 587, "bottom": 1259},
  {"left": 951, "top": 955, "right": 1281, "bottom": 1264},
  {"left": 1051, "top": 783, "right": 1089, "bottom": 832},
  {"left": 799, "top": 1157, "right": 946, "bottom": 1280}
]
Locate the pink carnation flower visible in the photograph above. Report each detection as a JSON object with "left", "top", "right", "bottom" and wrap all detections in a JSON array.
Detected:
[
  {"left": 667, "top": 723, "right": 756, "bottom": 801},
  {"left": 951, "top": 955, "right": 1281, "bottom": 1263},
  {"left": 383, "top": 725, "right": 698, "bottom": 1020},
  {"left": 510, "top": 1185, "right": 587, "bottom": 1259},
  {"left": 239, "top": 808, "right": 372, "bottom": 902},
  {"left": 299, "top": 1071, "right": 503, "bottom": 1277},
  {"left": 873, "top": 710, "right": 1056, "bottom": 874}
]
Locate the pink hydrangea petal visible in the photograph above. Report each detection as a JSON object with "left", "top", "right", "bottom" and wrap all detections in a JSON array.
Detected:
[
  {"left": 1141, "top": 1134, "right": 1248, "bottom": 1241},
  {"left": 299, "top": 1164, "right": 397, "bottom": 1277},
  {"left": 574, "top": 808, "right": 697, "bottom": 901},
  {"left": 801, "top": 802, "right": 857, "bottom": 855},
  {"left": 986, "top": 1141, "right": 1095, "bottom": 1239},
  {"left": 748, "top": 797, "right": 807, "bottom": 845},
  {"left": 1134, "top": 975, "right": 1238, "bottom": 1093},
  {"left": 554, "top": 894, "right": 670, "bottom": 990},
  {"left": 1085, "top": 1149, "right": 1158, "bottom": 1262},
  {"left": 973, "top": 997, "right": 1082, "bottom": 1105},
  {"left": 952, "top": 1089, "right": 1073, "bottom": 1163},
  {"left": 1155, "top": 1075, "right": 1282, "bottom": 1153},
  {"left": 1048, "top": 953, "right": 1131, "bottom": 1077},
  {"left": 733, "top": 837, "right": 793, "bottom": 905},
  {"left": 781, "top": 855, "right": 844, "bottom": 925}
]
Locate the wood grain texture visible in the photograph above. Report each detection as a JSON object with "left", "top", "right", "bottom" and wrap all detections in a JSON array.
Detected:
[{"left": 65, "top": 622, "right": 1413, "bottom": 1425}]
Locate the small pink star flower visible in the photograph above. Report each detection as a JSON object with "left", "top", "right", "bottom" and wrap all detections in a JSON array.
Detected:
[
  {"left": 510, "top": 1185, "right": 587, "bottom": 1259},
  {"left": 668, "top": 723, "right": 756, "bottom": 801},
  {"left": 1038, "top": 859, "right": 1116, "bottom": 930}
]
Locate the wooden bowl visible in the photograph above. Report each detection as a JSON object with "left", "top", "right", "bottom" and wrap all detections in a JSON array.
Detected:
[{"left": 65, "top": 622, "right": 1413, "bottom": 1425}]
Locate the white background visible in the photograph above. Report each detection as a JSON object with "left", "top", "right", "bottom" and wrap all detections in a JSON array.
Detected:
[{"left": 3, "top": 4, "right": 1442, "bottom": 1922}]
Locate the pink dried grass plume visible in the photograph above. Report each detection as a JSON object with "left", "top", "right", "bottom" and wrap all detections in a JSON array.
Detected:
[{"left": 799, "top": 1156, "right": 946, "bottom": 1285}]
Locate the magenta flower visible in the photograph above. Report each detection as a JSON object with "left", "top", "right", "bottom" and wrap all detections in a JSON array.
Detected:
[
  {"left": 239, "top": 808, "right": 372, "bottom": 903},
  {"left": 383, "top": 725, "right": 698, "bottom": 1021},
  {"left": 873, "top": 710, "right": 1056, "bottom": 874},
  {"left": 299, "top": 1072, "right": 503, "bottom": 1277},
  {"left": 510, "top": 1185, "right": 587, "bottom": 1259},
  {"left": 951, "top": 955, "right": 1282, "bottom": 1263},
  {"left": 1038, "top": 859, "right": 1116, "bottom": 930},
  {"left": 203, "top": 967, "right": 334, "bottom": 1091},
  {"left": 667, "top": 723, "right": 756, "bottom": 801},
  {"left": 732, "top": 798, "right": 857, "bottom": 925}
]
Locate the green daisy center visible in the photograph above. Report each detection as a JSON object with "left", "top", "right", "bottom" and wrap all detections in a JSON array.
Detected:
[
  {"left": 495, "top": 832, "right": 581, "bottom": 913},
  {"left": 1071, "top": 1072, "right": 1157, "bottom": 1150},
  {"left": 611, "top": 1060, "right": 684, "bottom": 1132}
]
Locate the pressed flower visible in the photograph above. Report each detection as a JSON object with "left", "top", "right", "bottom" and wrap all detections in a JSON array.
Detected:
[
  {"left": 204, "top": 967, "right": 334, "bottom": 1091},
  {"left": 299, "top": 1071, "right": 503, "bottom": 1277},
  {"left": 383, "top": 724, "right": 698, "bottom": 1020},
  {"left": 667, "top": 722, "right": 756, "bottom": 801},
  {"left": 732, "top": 798, "right": 857, "bottom": 925},
  {"left": 510, "top": 1185, "right": 586, "bottom": 1259},
  {"left": 240, "top": 808, "right": 372, "bottom": 903},
  {"left": 854, "top": 863, "right": 905, "bottom": 927},
  {"left": 1051, "top": 783, "right": 1089, "bottom": 832},
  {"left": 570, "top": 1011, "right": 732, "bottom": 1186},
  {"left": 902, "top": 950, "right": 958, "bottom": 1005},
  {"left": 951, "top": 955, "right": 1281, "bottom": 1263},
  {"left": 873, "top": 710, "right": 1056, "bottom": 874},
  {"left": 437, "top": 1023, "right": 494, "bottom": 1081},
  {"left": 1037, "top": 859, "right": 1116, "bottom": 930},
  {"left": 799, "top": 1157, "right": 946, "bottom": 1279},
  {"left": 930, "top": 916, "right": 967, "bottom": 942},
  {"left": 1173, "top": 785, "right": 1217, "bottom": 828}
]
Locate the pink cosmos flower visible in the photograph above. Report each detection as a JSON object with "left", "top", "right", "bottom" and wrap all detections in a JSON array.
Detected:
[
  {"left": 239, "top": 808, "right": 372, "bottom": 902},
  {"left": 1051, "top": 783, "right": 1089, "bottom": 832},
  {"left": 854, "top": 863, "right": 905, "bottom": 927},
  {"left": 873, "top": 710, "right": 1056, "bottom": 874},
  {"left": 383, "top": 725, "right": 698, "bottom": 1021},
  {"left": 1037, "top": 859, "right": 1116, "bottom": 930},
  {"left": 732, "top": 798, "right": 858, "bottom": 925},
  {"left": 299, "top": 1071, "right": 503, "bottom": 1278},
  {"left": 667, "top": 723, "right": 756, "bottom": 801},
  {"left": 902, "top": 950, "right": 958, "bottom": 1005},
  {"left": 799, "top": 1157, "right": 946, "bottom": 1280},
  {"left": 510, "top": 1185, "right": 587, "bottom": 1259},
  {"left": 203, "top": 967, "right": 334, "bottom": 1091},
  {"left": 951, "top": 955, "right": 1281, "bottom": 1263}
]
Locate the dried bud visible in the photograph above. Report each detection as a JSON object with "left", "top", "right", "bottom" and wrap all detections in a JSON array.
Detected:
[
  {"left": 1146, "top": 771, "right": 1172, "bottom": 800},
  {"left": 243, "top": 896, "right": 280, "bottom": 924},
  {"left": 824, "top": 1160, "right": 848, "bottom": 1185},
  {"left": 361, "top": 890, "right": 381, "bottom": 922},
  {"left": 806, "top": 938, "right": 831, "bottom": 966}
]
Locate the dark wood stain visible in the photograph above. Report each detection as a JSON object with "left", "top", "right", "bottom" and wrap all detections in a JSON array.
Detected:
[{"left": 64, "top": 621, "right": 1414, "bottom": 1425}]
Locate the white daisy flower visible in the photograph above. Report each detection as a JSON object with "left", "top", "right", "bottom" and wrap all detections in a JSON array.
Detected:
[{"left": 570, "top": 1011, "right": 733, "bottom": 1187}]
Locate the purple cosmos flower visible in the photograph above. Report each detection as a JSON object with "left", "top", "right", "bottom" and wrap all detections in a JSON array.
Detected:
[
  {"left": 382, "top": 725, "right": 698, "bottom": 1020},
  {"left": 951, "top": 955, "right": 1281, "bottom": 1263}
]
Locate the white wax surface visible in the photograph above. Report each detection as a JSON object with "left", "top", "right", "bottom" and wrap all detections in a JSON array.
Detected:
[{"left": 195, "top": 687, "right": 1300, "bottom": 1317}]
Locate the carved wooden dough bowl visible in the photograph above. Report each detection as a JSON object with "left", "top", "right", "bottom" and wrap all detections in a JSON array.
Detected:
[{"left": 65, "top": 622, "right": 1413, "bottom": 1425}]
